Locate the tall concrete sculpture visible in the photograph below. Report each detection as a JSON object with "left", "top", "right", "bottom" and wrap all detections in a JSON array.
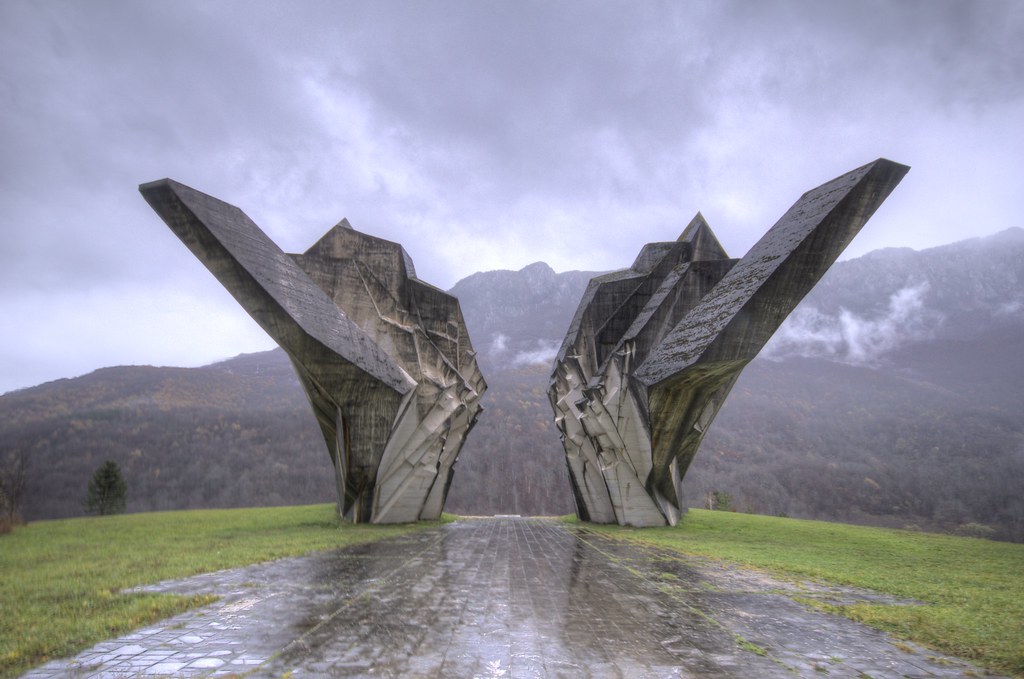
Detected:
[
  {"left": 140, "top": 180, "right": 485, "bottom": 523},
  {"left": 549, "top": 159, "right": 909, "bottom": 527}
]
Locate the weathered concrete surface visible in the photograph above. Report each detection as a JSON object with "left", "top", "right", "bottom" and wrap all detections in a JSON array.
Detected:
[
  {"left": 140, "top": 181, "right": 485, "bottom": 523},
  {"left": 23, "top": 518, "right": 1001, "bottom": 678},
  {"left": 550, "top": 159, "right": 909, "bottom": 526}
]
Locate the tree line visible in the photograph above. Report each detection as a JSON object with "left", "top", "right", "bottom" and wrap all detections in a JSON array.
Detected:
[{"left": 4, "top": 345, "right": 1022, "bottom": 542}]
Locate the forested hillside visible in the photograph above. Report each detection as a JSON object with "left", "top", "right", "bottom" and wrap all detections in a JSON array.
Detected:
[
  {"left": 3, "top": 229, "right": 1022, "bottom": 541},
  {"left": 2, "top": 353, "right": 334, "bottom": 519}
]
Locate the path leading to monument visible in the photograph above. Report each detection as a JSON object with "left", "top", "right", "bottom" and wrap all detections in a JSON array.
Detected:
[{"left": 24, "top": 518, "right": 1000, "bottom": 678}]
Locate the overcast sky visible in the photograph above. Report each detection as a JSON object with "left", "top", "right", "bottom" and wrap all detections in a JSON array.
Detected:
[{"left": 2, "top": 0, "right": 1022, "bottom": 394}]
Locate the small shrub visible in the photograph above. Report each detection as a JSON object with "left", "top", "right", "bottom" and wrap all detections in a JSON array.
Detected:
[
  {"left": 83, "top": 460, "right": 127, "bottom": 516},
  {"left": 955, "top": 522, "right": 996, "bottom": 539},
  {"left": 704, "top": 490, "right": 734, "bottom": 512}
]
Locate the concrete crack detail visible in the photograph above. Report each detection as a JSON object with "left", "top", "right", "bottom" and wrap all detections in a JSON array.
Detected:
[
  {"left": 549, "top": 159, "right": 909, "bottom": 526},
  {"left": 140, "top": 182, "right": 486, "bottom": 523}
]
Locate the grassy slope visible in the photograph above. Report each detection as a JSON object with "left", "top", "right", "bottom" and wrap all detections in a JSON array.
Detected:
[
  {"left": 583, "top": 509, "right": 1024, "bottom": 677},
  {"left": 0, "top": 504, "right": 428, "bottom": 679}
]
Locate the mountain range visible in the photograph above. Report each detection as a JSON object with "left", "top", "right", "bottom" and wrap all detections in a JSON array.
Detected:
[{"left": 3, "top": 228, "right": 1022, "bottom": 540}]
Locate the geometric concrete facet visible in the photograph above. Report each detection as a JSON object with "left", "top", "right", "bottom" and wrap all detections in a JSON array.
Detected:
[
  {"left": 141, "top": 179, "right": 485, "bottom": 523},
  {"left": 549, "top": 159, "right": 909, "bottom": 526}
]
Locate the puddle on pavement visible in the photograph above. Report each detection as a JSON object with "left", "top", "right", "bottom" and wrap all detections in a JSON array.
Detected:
[{"left": 267, "top": 520, "right": 792, "bottom": 677}]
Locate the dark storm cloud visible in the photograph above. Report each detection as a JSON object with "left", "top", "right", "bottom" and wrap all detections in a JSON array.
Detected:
[{"left": 1, "top": 0, "right": 1022, "bottom": 393}]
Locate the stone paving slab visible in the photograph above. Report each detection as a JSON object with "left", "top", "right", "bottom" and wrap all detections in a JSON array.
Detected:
[{"left": 22, "top": 517, "right": 1004, "bottom": 678}]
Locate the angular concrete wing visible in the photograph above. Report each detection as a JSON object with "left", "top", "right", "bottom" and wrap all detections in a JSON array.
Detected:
[
  {"left": 549, "top": 159, "right": 909, "bottom": 526},
  {"left": 141, "top": 180, "right": 485, "bottom": 523}
]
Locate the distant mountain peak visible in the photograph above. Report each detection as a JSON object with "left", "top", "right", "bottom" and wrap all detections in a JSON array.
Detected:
[
  {"left": 989, "top": 226, "right": 1024, "bottom": 243},
  {"left": 860, "top": 246, "right": 916, "bottom": 261},
  {"left": 917, "top": 226, "right": 1024, "bottom": 254},
  {"left": 520, "top": 261, "right": 555, "bottom": 275}
]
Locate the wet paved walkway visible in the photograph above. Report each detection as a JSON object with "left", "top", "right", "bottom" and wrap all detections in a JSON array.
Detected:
[{"left": 24, "top": 518, "right": 1002, "bottom": 678}]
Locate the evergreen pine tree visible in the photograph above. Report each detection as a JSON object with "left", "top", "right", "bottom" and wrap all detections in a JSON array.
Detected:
[{"left": 84, "top": 460, "right": 127, "bottom": 515}]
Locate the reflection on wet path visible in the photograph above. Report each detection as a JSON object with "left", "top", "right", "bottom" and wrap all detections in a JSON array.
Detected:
[
  {"left": 273, "top": 519, "right": 731, "bottom": 677},
  {"left": 23, "top": 518, "right": 1002, "bottom": 678}
]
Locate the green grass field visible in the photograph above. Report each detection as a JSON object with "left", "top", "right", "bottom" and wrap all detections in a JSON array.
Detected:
[
  {"left": 581, "top": 509, "right": 1024, "bottom": 677},
  {"left": 0, "top": 504, "right": 428, "bottom": 679}
]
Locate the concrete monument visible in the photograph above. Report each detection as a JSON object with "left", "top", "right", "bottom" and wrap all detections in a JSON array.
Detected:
[
  {"left": 141, "top": 180, "right": 486, "bottom": 523},
  {"left": 549, "top": 159, "right": 909, "bottom": 526}
]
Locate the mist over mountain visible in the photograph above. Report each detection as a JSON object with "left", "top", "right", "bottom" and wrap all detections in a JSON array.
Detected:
[
  {"left": 764, "top": 227, "right": 1024, "bottom": 364},
  {"left": 450, "top": 262, "right": 595, "bottom": 371},
  {"left": 3, "top": 229, "right": 1022, "bottom": 540}
]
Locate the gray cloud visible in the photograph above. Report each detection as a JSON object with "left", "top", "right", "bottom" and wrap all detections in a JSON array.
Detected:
[
  {"left": 513, "top": 340, "right": 561, "bottom": 368},
  {"left": 1, "top": 0, "right": 1022, "bottom": 393},
  {"left": 763, "top": 283, "right": 944, "bottom": 364},
  {"left": 488, "top": 333, "right": 509, "bottom": 358}
]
